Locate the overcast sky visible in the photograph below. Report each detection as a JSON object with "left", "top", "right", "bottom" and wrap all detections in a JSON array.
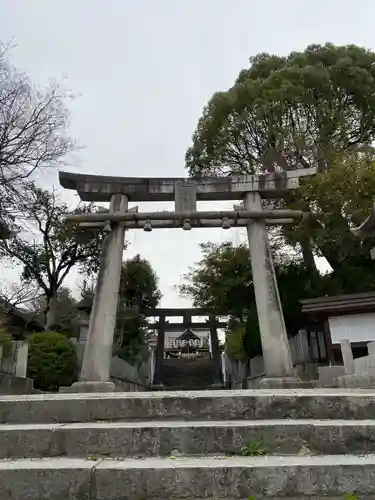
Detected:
[{"left": 0, "top": 0, "right": 373, "bottom": 308}]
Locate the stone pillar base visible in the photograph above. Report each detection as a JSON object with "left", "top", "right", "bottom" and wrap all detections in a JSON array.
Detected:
[
  {"left": 210, "top": 383, "right": 225, "bottom": 390},
  {"left": 337, "top": 373, "right": 375, "bottom": 389},
  {"left": 150, "top": 384, "right": 166, "bottom": 391},
  {"left": 259, "top": 377, "right": 315, "bottom": 389},
  {"left": 63, "top": 381, "right": 116, "bottom": 393}
]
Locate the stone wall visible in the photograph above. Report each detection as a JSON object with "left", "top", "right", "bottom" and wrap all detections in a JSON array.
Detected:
[
  {"left": 0, "top": 341, "right": 28, "bottom": 377},
  {"left": 354, "top": 350, "right": 375, "bottom": 373},
  {"left": 224, "top": 330, "right": 325, "bottom": 387},
  {"left": 111, "top": 375, "right": 148, "bottom": 392},
  {"left": 0, "top": 373, "right": 33, "bottom": 394},
  {"left": 0, "top": 341, "right": 33, "bottom": 394},
  {"left": 72, "top": 339, "right": 150, "bottom": 391},
  {"left": 110, "top": 356, "right": 149, "bottom": 390},
  {"left": 334, "top": 340, "right": 375, "bottom": 388},
  {"left": 316, "top": 340, "right": 375, "bottom": 388}
]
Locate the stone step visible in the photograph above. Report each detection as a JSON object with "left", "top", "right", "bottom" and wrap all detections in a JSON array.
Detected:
[
  {"left": 162, "top": 373, "right": 213, "bottom": 380},
  {"left": 2, "top": 419, "right": 375, "bottom": 459},
  {"left": 163, "top": 369, "right": 213, "bottom": 375},
  {"left": 162, "top": 380, "right": 214, "bottom": 388},
  {"left": 1, "top": 455, "right": 375, "bottom": 499},
  {"left": 2, "top": 389, "right": 375, "bottom": 424},
  {"left": 159, "top": 385, "right": 219, "bottom": 391},
  {"left": 162, "top": 370, "right": 213, "bottom": 376},
  {"left": 162, "top": 381, "right": 213, "bottom": 386},
  {"left": 162, "top": 373, "right": 214, "bottom": 382}
]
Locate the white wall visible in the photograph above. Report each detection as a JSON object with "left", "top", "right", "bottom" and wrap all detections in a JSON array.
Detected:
[
  {"left": 164, "top": 329, "right": 209, "bottom": 349},
  {"left": 329, "top": 313, "right": 375, "bottom": 343}
]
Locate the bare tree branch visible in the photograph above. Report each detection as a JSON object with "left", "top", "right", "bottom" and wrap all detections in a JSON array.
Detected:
[
  {"left": 0, "top": 281, "right": 42, "bottom": 309},
  {"left": 0, "top": 182, "right": 106, "bottom": 328},
  {"left": 0, "top": 44, "right": 76, "bottom": 227}
]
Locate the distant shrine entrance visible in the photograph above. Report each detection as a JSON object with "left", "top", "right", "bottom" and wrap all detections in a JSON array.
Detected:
[
  {"left": 59, "top": 167, "right": 315, "bottom": 392},
  {"left": 145, "top": 308, "right": 227, "bottom": 388},
  {"left": 168, "top": 329, "right": 205, "bottom": 353}
]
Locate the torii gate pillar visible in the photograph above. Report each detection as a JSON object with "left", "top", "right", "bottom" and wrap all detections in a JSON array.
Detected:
[
  {"left": 244, "top": 191, "right": 294, "bottom": 382},
  {"left": 71, "top": 193, "right": 128, "bottom": 393}
]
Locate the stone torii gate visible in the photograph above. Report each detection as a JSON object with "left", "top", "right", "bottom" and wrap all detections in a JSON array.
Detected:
[{"left": 59, "top": 167, "right": 315, "bottom": 392}]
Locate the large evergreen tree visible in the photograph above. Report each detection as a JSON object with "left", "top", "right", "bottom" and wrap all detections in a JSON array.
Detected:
[
  {"left": 186, "top": 43, "right": 375, "bottom": 177},
  {"left": 186, "top": 43, "right": 375, "bottom": 273}
]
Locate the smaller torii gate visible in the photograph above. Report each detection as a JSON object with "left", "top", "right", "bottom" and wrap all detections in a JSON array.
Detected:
[
  {"left": 144, "top": 307, "right": 226, "bottom": 387},
  {"left": 59, "top": 167, "right": 316, "bottom": 392}
]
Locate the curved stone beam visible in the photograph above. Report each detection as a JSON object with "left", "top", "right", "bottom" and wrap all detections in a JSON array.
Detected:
[
  {"left": 58, "top": 167, "right": 317, "bottom": 202},
  {"left": 352, "top": 205, "right": 375, "bottom": 238}
]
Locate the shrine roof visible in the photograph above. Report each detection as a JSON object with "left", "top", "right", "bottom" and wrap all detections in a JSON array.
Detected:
[{"left": 301, "top": 292, "right": 375, "bottom": 316}]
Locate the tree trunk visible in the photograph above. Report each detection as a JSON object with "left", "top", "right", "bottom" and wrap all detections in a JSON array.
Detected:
[
  {"left": 299, "top": 237, "right": 319, "bottom": 277},
  {"left": 45, "top": 295, "right": 58, "bottom": 331}
]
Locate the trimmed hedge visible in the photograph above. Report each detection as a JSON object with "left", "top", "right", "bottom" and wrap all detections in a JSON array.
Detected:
[{"left": 27, "top": 332, "right": 77, "bottom": 391}]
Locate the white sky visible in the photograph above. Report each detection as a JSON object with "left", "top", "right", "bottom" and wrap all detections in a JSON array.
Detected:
[{"left": 0, "top": 0, "right": 370, "bottom": 307}]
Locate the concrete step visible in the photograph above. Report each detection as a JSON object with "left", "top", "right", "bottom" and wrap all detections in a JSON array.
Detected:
[
  {"left": 3, "top": 419, "right": 375, "bottom": 459},
  {"left": 1, "top": 455, "right": 375, "bottom": 499},
  {"left": 2, "top": 389, "right": 375, "bottom": 424}
]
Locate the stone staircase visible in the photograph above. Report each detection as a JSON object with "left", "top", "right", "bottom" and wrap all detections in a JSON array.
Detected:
[
  {"left": 162, "top": 357, "right": 215, "bottom": 389},
  {"left": 1, "top": 389, "right": 375, "bottom": 498}
]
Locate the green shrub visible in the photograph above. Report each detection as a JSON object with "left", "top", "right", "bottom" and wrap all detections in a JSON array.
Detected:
[
  {"left": 27, "top": 332, "right": 77, "bottom": 391},
  {"left": 225, "top": 324, "right": 247, "bottom": 361},
  {"left": 239, "top": 440, "right": 267, "bottom": 457},
  {"left": 0, "top": 329, "right": 13, "bottom": 358},
  {"left": 225, "top": 311, "right": 262, "bottom": 362}
]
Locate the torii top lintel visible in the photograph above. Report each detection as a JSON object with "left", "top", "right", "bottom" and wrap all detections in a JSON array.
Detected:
[{"left": 59, "top": 167, "right": 316, "bottom": 203}]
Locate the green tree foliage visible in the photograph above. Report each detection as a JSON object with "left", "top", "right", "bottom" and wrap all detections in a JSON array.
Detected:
[
  {"left": 27, "top": 331, "right": 77, "bottom": 391},
  {"left": 115, "top": 255, "right": 162, "bottom": 364},
  {"left": 225, "top": 318, "right": 262, "bottom": 361},
  {"left": 285, "top": 154, "right": 375, "bottom": 273},
  {"left": 119, "top": 254, "right": 162, "bottom": 310},
  {"left": 113, "top": 309, "right": 150, "bottom": 364},
  {"left": 225, "top": 323, "right": 248, "bottom": 361},
  {"left": 0, "top": 183, "right": 105, "bottom": 329},
  {"left": 179, "top": 242, "right": 254, "bottom": 319},
  {"left": 79, "top": 279, "right": 96, "bottom": 308},
  {"left": 32, "top": 286, "right": 80, "bottom": 336},
  {"left": 78, "top": 257, "right": 161, "bottom": 364},
  {"left": 186, "top": 43, "right": 375, "bottom": 177},
  {"left": 178, "top": 240, "right": 351, "bottom": 359},
  {"left": 179, "top": 242, "right": 260, "bottom": 359}
]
